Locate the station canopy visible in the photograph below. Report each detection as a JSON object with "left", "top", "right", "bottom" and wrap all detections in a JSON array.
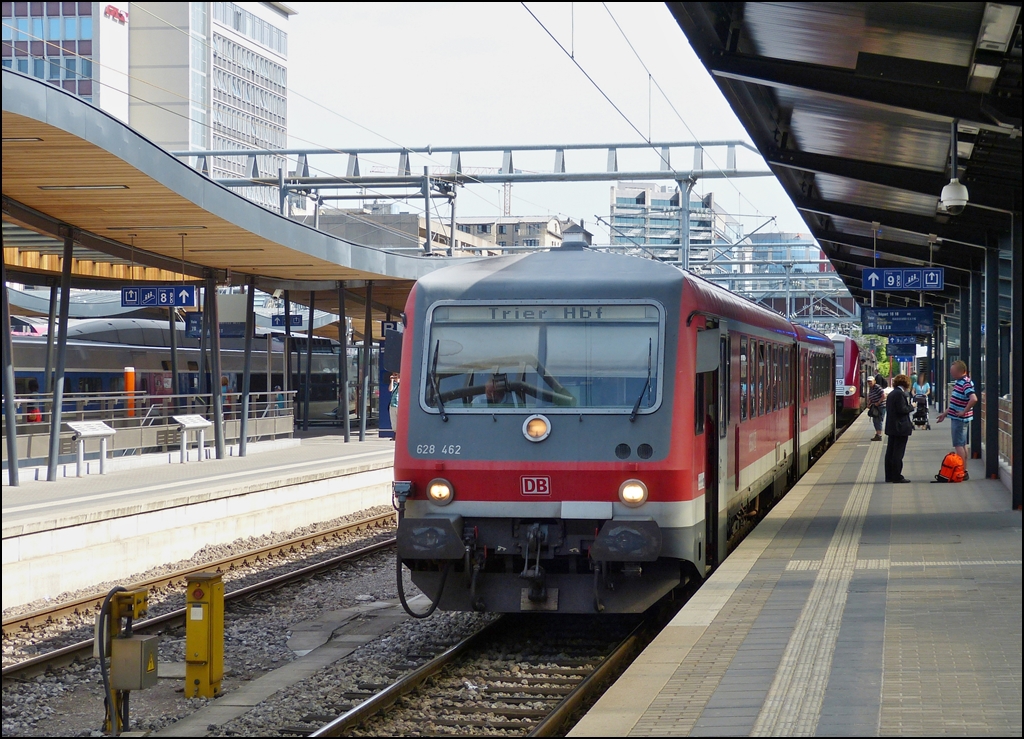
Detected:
[
  {"left": 668, "top": 2, "right": 1020, "bottom": 321},
  {"left": 2, "top": 69, "right": 455, "bottom": 339}
]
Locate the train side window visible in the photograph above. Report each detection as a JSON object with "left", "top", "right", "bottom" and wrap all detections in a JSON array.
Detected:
[
  {"left": 758, "top": 341, "right": 765, "bottom": 416},
  {"left": 772, "top": 345, "right": 779, "bottom": 411},
  {"left": 695, "top": 372, "right": 705, "bottom": 435},
  {"left": 720, "top": 337, "right": 729, "bottom": 438},
  {"left": 782, "top": 347, "right": 788, "bottom": 407},
  {"left": 739, "top": 337, "right": 747, "bottom": 422},
  {"left": 802, "top": 352, "right": 807, "bottom": 403},
  {"left": 787, "top": 347, "right": 793, "bottom": 406}
]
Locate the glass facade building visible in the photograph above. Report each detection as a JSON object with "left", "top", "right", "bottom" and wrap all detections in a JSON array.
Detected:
[
  {"left": 2, "top": 2, "right": 97, "bottom": 101},
  {"left": 3, "top": 2, "right": 292, "bottom": 210}
]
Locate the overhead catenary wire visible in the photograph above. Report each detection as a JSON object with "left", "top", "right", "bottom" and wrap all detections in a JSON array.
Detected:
[
  {"left": 2, "top": 25, "right": 507, "bottom": 263},
  {"left": 126, "top": 4, "right": 571, "bottom": 224},
  {"left": 599, "top": 2, "right": 771, "bottom": 222}
]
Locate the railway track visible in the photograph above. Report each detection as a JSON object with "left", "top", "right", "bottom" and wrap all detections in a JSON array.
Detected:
[
  {"left": 2, "top": 511, "right": 397, "bottom": 681},
  {"left": 305, "top": 604, "right": 680, "bottom": 738}
]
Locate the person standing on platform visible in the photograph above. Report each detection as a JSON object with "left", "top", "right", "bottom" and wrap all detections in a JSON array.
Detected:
[
  {"left": 936, "top": 360, "right": 977, "bottom": 478},
  {"left": 388, "top": 373, "right": 400, "bottom": 440},
  {"left": 867, "top": 374, "right": 886, "bottom": 442},
  {"left": 913, "top": 373, "right": 931, "bottom": 407},
  {"left": 884, "top": 374, "right": 914, "bottom": 483}
]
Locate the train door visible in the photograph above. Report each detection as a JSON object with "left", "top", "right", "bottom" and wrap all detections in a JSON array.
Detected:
[{"left": 696, "top": 326, "right": 723, "bottom": 573}]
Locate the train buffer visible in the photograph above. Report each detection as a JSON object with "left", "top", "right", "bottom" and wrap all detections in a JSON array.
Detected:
[
  {"left": 67, "top": 421, "right": 116, "bottom": 478},
  {"left": 173, "top": 415, "right": 213, "bottom": 464}
]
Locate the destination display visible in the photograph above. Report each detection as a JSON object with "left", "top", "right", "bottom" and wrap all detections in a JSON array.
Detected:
[
  {"left": 862, "top": 267, "right": 944, "bottom": 291},
  {"left": 862, "top": 307, "right": 934, "bottom": 335},
  {"left": 434, "top": 303, "right": 659, "bottom": 323}
]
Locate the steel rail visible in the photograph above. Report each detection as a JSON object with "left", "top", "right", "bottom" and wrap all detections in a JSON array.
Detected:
[
  {"left": 526, "top": 620, "right": 646, "bottom": 737},
  {"left": 2, "top": 511, "right": 395, "bottom": 638},
  {"left": 3, "top": 518, "right": 397, "bottom": 681},
  {"left": 309, "top": 617, "right": 504, "bottom": 738}
]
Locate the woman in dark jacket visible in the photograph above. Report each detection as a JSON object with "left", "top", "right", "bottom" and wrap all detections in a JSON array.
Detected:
[{"left": 884, "top": 374, "right": 914, "bottom": 483}]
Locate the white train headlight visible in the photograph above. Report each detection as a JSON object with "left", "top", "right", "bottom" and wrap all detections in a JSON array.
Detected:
[
  {"left": 523, "top": 414, "right": 551, "bottom": 442},
  {"left": 427, "top": 478, "right": 454, "bottom": 506},
  {"left": 845, "top": 385, "right": 857, "bottom": 396},
  {"left": 618, "top": 479, "right": 648, "bottom": 508}
]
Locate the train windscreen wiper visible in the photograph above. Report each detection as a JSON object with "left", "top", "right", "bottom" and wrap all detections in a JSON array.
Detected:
[
  {"left": 430, "top": 339, "right": 448, "bottom": 422},
  {"left": 629, "top": 338, "right": 653, "bottom": 422}
]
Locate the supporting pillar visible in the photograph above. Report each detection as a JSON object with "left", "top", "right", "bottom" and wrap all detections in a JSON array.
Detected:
[
  {"left": 207, "top": 276, "right": 225, "bottom": 460},
  {"left": 303, "top": 291, "right": 315, "bottom": 431},
  {"left": 985, "top": 244, "right": 1000, "bottom": 478},
  {"left": 169, "top": 306, "right": 180, "bottom": 412},
  {"left": 969, "top": 265, "right": 983, "bottom": 459},
  {"left": 46, "top": 232, "right": 74, "bottom": 482},
  {"left": 44, "top": 282, "right": 57, "bottom": 393},
  {"left": 338, "top": 282, "right": 350, "bottom": 443},
  {"left": 198, "top": 289, "right": 209, "bottom": 396},
  {"left": 2, "top": 258, "right": 20, "bottom": 486},
  {"left": 283, "top": 291, "right": 291, "bottom": 401},
  {"left": 1011, "top": 214, "right": 1022, "bottom": 509},
  {"left": 423, "top": 167, "right": 432, "bottom": 255},
  {"left": 1000, "top": 324, "right": 1011, "bottom": 396},
  {"left": 360, "top": 281, "right": 373, "bottom": 442},
  {"left": 239, "top": 276, "right": 255, "bottom": 457},
  {"left": 266, "top": 333, "right": 272, "bottom": 416},
  {"left": 448, "top": 191, "right": 456, "bottom": 256},
  {"left": 677, "top": 179, "right": 694, "bottom": 270}
]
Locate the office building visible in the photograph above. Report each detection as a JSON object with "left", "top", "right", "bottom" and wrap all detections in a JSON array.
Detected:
[{"left": 2, "top": 2, "right": 292, "bottom": 209}]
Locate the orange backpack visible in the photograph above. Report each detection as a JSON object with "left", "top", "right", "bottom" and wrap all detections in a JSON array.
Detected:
[{"left": 934, "top": 452, "right": 965, "bottom": 483}]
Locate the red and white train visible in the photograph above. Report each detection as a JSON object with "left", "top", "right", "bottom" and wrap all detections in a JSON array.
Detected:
[
  {"left": 831, "top": 334, "right": 876, "bottom": 422},
  {"left": 393, "top": 247, "right": 835, "bottom": 614}
]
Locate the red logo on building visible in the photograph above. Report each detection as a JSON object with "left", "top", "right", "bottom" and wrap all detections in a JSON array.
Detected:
[{"left": 104, "top": 5, "right": 129, "bottom": 24}]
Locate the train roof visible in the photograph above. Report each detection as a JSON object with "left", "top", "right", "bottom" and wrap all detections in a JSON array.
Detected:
[
  {"left": 416, "top": 248, "right": 813, "bottom": 341},
  {"left": 794, "top": 324, "right": 834, "bottom": 349},
  {"left": 15, "top": 317, "right": 336, "bottom": 348},
  {"left": 416, "top": 249, "right": 684, "bottom": 298}
]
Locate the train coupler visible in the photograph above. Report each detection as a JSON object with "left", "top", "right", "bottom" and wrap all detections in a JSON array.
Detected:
[{"left": 519, "top": 523, "right": 548, "bottom": 603}]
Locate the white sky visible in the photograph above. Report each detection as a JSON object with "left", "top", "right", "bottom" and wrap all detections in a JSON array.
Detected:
[{"left": 284, "top": 2, "right": 812, "bottom": 243}]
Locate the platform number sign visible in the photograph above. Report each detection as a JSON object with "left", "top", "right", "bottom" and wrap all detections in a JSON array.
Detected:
[
  {"left": 863, "top": 267, "right": 944, "bottom": 292},
  {"left": 122, "top": 285, "right": 197, "bottom": 307}
]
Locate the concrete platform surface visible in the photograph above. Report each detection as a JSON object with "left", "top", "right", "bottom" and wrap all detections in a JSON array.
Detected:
[
  {"left": 2, "top": 432, "right": 397, "bottom": 610},
  {"left": 571, "top": 416, "right": 1022, "bottom": 737},
  {"left": 2, "top": 432, "right": 395, "bottom": 537}
]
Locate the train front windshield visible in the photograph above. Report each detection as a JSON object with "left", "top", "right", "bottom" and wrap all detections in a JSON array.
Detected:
[{"left": 422, "top": 302, "right": 663, "bottom": 413}]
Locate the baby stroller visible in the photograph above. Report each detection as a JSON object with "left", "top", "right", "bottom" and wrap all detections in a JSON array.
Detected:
[{"left": 913, "top": 393, "right": 931, "bottom": 430}]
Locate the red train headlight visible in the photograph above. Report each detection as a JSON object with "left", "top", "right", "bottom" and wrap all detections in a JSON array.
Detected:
[{"left": 618, "top": 479, "right": 648, "bottom": 507}]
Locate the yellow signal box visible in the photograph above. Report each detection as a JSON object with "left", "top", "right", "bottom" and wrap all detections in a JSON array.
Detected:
[{"left": 184, "top": 573, "right": 224, "bottom": 699}]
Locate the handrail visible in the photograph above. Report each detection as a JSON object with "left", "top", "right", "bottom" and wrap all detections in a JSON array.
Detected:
[{"left": 2, "top": 391, "right": 300, "bottom": 452}]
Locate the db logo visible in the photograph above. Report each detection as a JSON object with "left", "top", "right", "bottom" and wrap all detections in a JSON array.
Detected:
[{"left": 521, "top": 476, "right": 551, "bottom": 495}]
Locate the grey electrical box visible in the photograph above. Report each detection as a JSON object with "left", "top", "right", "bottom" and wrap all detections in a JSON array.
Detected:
[{"left": 110, "top": 635, "right": 160, "bottom": 691}]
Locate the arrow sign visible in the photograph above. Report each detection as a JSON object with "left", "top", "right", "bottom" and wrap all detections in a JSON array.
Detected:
[
  {"left": 174, "top": 286, "right": 197, "bottom": 307},
  {"left": 922, "top": 268, "right": 944, "bottom": 290},
  {"left": 864, "top": 268, "right": 883, "bottom": 288},
  {"left": 121, "top": 287, "right": 139, "bottom": 306}
]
